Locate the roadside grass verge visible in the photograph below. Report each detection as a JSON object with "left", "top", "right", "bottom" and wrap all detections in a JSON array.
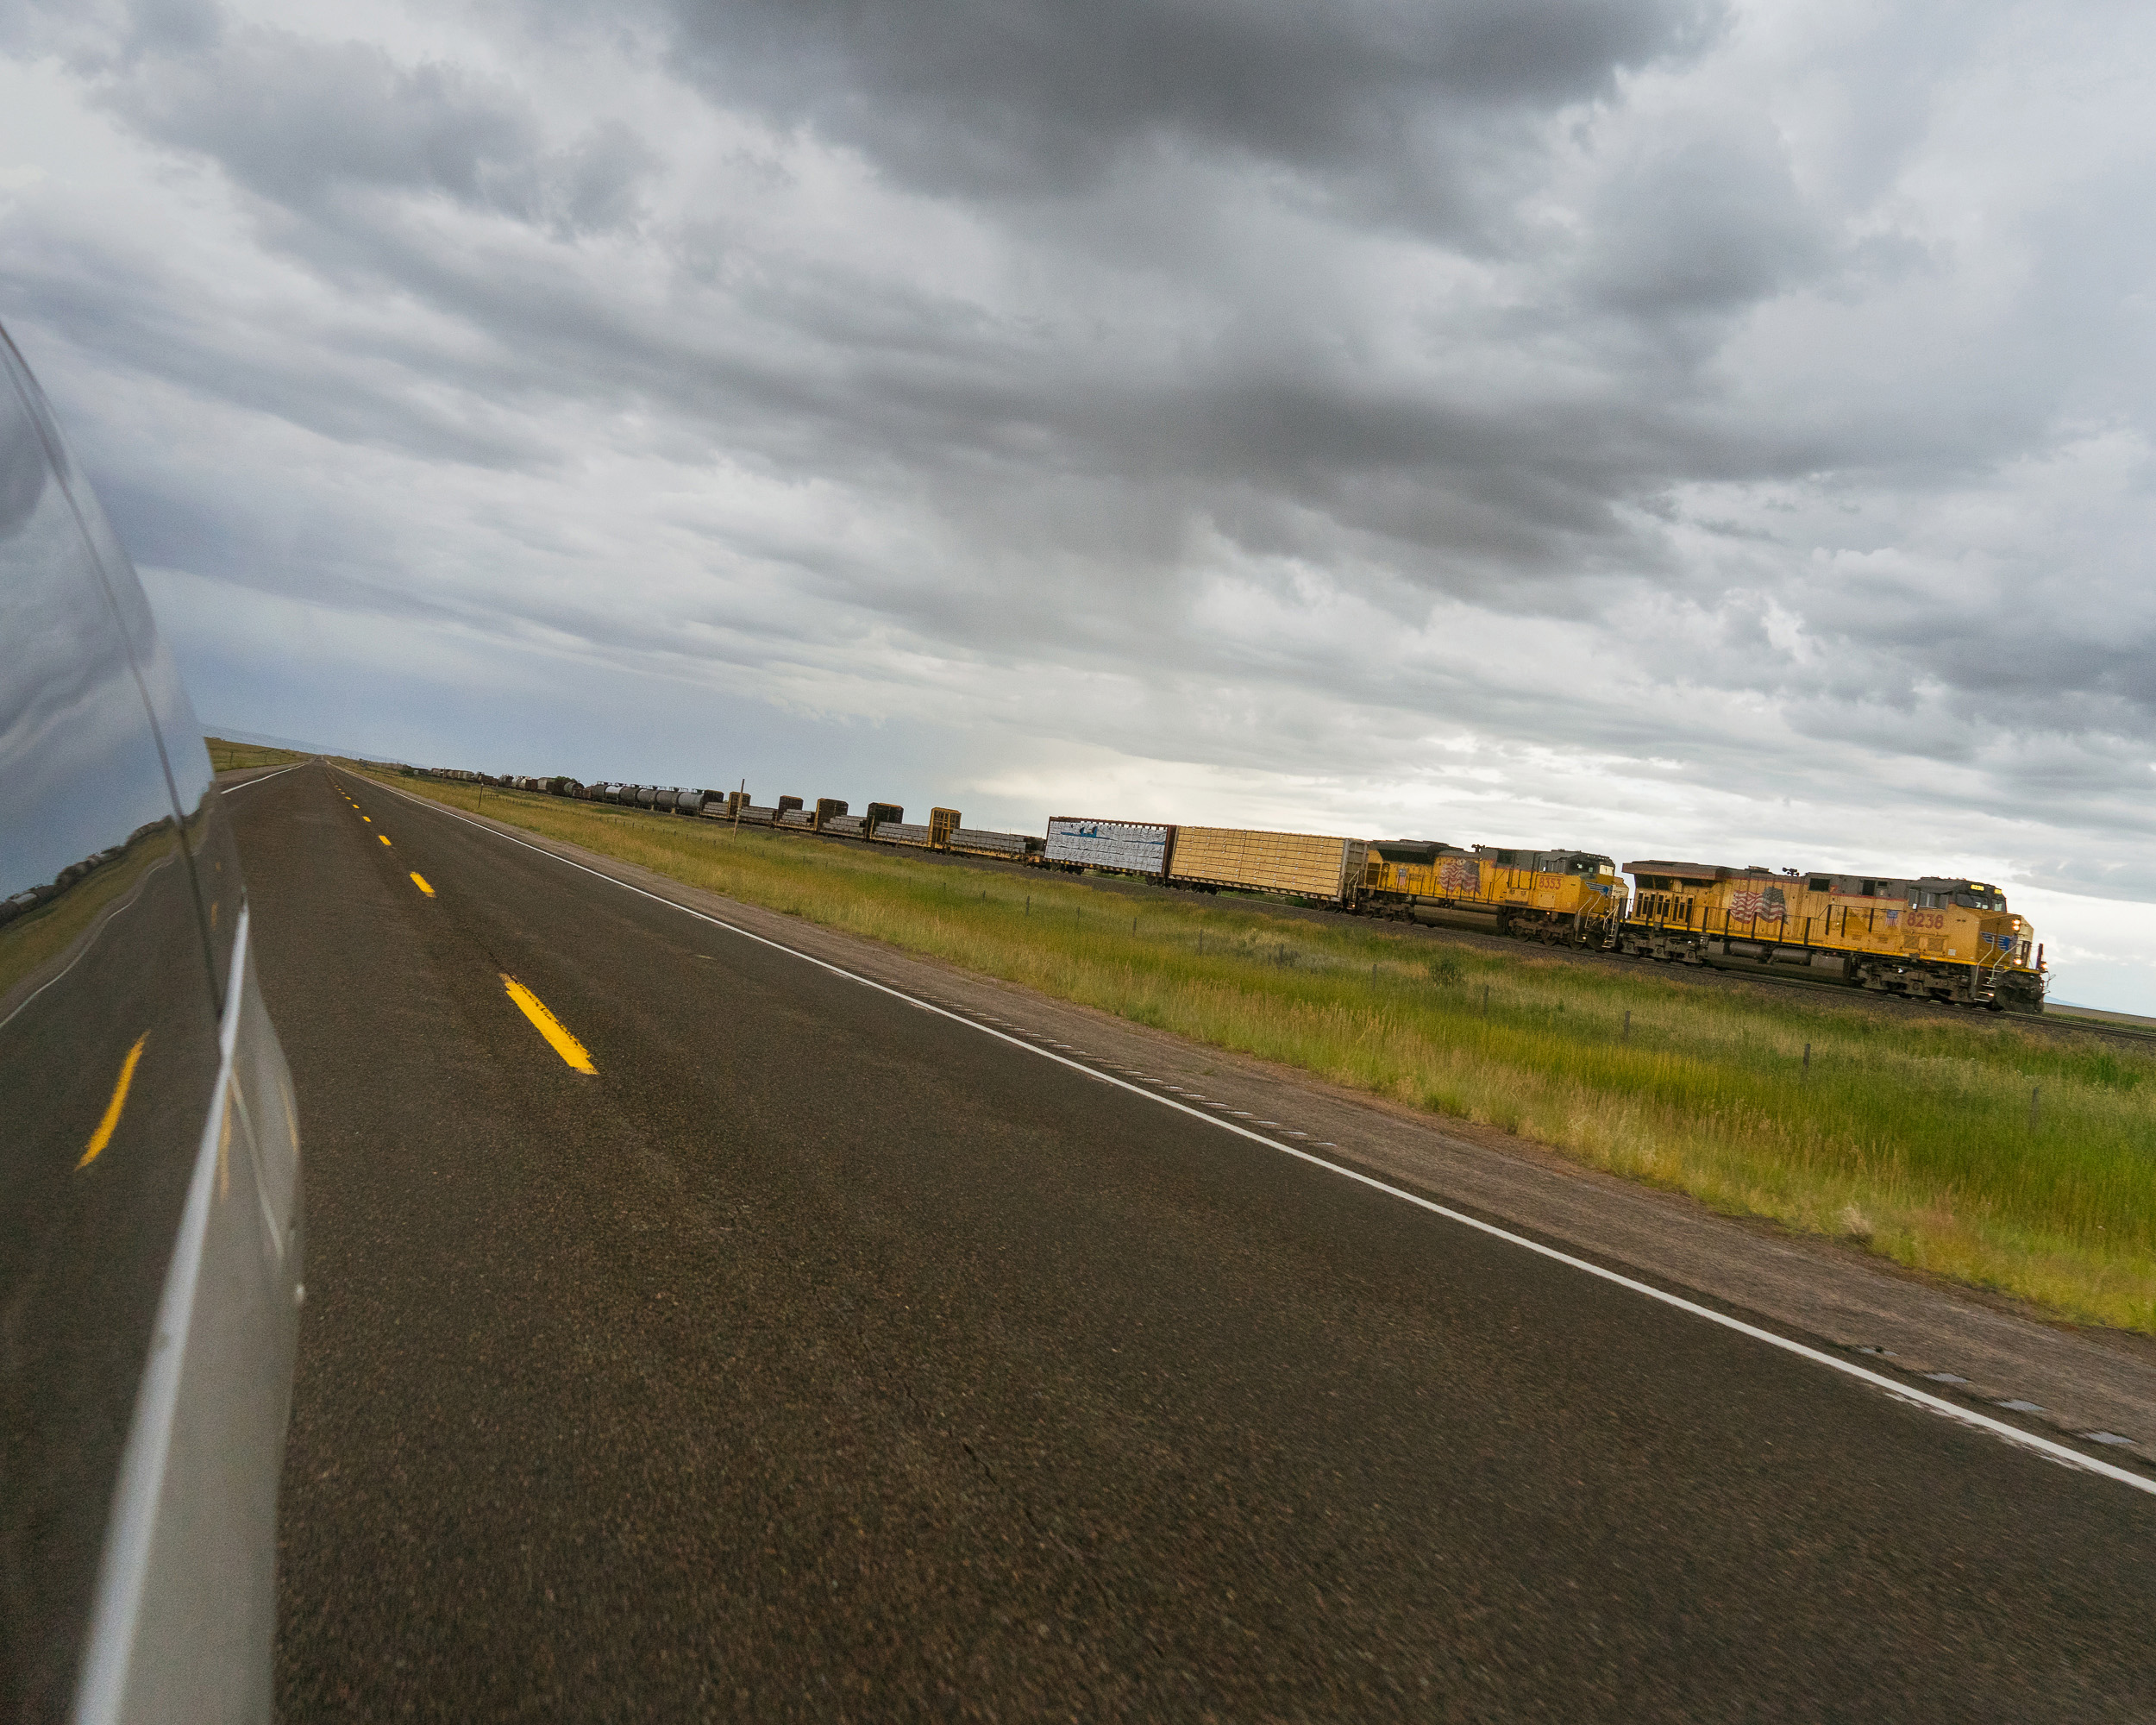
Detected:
[
  {"left": 207, "top": 736, "right": 305, "bottom": 774},
  {"left": 364, "top": 771, "right": 2156, "bottom": 1333}
]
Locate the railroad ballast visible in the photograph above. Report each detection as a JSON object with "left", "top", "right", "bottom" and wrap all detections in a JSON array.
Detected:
[{"left": 411, "top": 767, "right": 2047, "bottom": 1013}]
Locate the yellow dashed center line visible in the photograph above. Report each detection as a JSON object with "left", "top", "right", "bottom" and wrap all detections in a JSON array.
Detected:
[
  {"left": 79, "top": 1033, "right": 147, "bottom": 1169},
  {"left": 410, "top": 872, "right": 436, "bottom": 897},
  {"left": 501, "top": 975, "right": 597, "bottom": 1074},
  {"left": 379, "top": 835, "right": 391, "bottom": 846}
]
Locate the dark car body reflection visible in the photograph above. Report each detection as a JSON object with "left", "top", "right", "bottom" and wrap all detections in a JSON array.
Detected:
[{"left": 0, "top": 323, "right": 300, "bottom": 1723}]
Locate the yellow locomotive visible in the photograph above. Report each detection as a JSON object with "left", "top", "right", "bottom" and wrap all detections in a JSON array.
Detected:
[
  {"left": 486, "top": 762, "right": 2060, "bottom": 1013},
  {"left": 1363, "top": 843, "right": 1629, "bottom": 944},
  {"left": 1620, "top": 861, "right": 2045, "bottom": 1011}
]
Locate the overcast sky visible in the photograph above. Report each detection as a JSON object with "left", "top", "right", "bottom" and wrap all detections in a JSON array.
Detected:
[{"left": 4, "top": 0, "right": 2154, "bottom": 1007}]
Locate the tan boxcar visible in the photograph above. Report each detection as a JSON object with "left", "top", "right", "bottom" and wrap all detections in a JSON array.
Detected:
[{"left": 1167, "top": 825, "right": 1369, "bottom": 906}]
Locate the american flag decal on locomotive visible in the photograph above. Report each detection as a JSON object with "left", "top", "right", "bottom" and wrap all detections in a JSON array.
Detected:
[{"left": 1729, "top": 884, "right": 1788, "bottom": 923}]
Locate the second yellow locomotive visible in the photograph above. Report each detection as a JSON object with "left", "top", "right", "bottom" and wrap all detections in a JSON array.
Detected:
[{"left": 1363, "top": 842, "right": 1628, "bottom": 943}]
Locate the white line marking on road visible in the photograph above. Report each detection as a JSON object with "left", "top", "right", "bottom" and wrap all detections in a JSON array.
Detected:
[
  {"left": 218, "top": 762, "right": 307, "bottom": 794},
  {"left": 351, "top": 768, "right": 2156, "bottom": 1500},
  {"left": 0, "top": 850, "right": 183, "bottom": 1036}
]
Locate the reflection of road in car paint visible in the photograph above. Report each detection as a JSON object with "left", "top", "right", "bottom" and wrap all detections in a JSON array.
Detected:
[{"left": 0, "top": 318, "right": 303, "bottom": 1719}]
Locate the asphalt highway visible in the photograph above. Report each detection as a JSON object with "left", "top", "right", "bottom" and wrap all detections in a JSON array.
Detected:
[{"left": 231, "top": 763, "right": 2156, "bottom": 1720}]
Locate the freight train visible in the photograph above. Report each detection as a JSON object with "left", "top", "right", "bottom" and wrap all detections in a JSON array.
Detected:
[{"left": 415, "top": 769, "right": 2046, "bottom": 1013}]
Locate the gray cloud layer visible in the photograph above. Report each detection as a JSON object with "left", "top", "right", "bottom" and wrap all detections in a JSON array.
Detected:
[
  {"left": 665, "top": 0, "right": 1714, "bottom": 207},
  {"left": 3, "top": 0, "right": 2155, "bottom": 1000}
]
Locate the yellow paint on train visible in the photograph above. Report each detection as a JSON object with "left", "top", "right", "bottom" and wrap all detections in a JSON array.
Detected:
[
  {"left": 1620, "top": 861, "right": 2043, "bottom": 1010},
  {"left": 1363, "top": 844, "right": 1628, "bottom": 943}
]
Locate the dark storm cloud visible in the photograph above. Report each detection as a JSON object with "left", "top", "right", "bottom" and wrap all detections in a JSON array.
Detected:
[
  {"left": 12, "top": 0, "right": 1806, "bottom": 616},
  {"left": 7, "top": 0, "right": 2156, "bottom": 998},
  {"left": 664, "top": 0, "right": 1719, "bottom": 210}
]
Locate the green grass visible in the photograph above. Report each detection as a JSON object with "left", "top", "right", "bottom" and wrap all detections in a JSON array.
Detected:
[
  {"left": 367, "top": 769, "right": 2156, "bottom": 1333},
  {"left": 206, "top": 736, "right": 305, "bottom": 773}
]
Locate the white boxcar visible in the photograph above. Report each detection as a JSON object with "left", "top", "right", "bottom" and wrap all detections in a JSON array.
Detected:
[{"left": 1045, "top": 817, "right": 1174, "bottom": 878}]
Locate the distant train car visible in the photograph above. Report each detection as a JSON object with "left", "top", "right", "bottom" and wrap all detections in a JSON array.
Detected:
[
  {"left": 944, "top": 824, "right": 1043, "bottom": 862},
  {"left": 1044, "top": 817, "right": 1175, "bottom": 880},
  {"left": 450, "top": 756, "right": 2055, "bottom": 1011},
  {"left": 1365, "top": 843, "right": 1626, "bottom": 944},
  {"left": 1620, "top": 861, "right": 2045, "bottom": 1011},
  {"left": 922, "top": 807, "right": 1043, "bottom": 861},
  {"left": 1169, "top": 825, "right": 1368, "bottom": 908}
]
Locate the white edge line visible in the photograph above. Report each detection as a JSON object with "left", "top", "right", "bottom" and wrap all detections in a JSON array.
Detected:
[
  {"left": 350, "top": 769, "right": 2156, "bottom": 1500},
  {"left": 216, "top": 762, "right": 306, "bottom": 794},
  {"left": 72, "top": 903, "right": 252, "bottom": 1725},
  {"left": 0, "top": 850, "right": 179, "bottom": 1037}
]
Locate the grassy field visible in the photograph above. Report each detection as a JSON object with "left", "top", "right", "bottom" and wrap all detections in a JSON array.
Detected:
[
  {"left": 361, "top": 769, "right": 2156, "bottom": 1333},
  {"left": 206, "top": 736, "right": 305, "bottom": 773}
]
